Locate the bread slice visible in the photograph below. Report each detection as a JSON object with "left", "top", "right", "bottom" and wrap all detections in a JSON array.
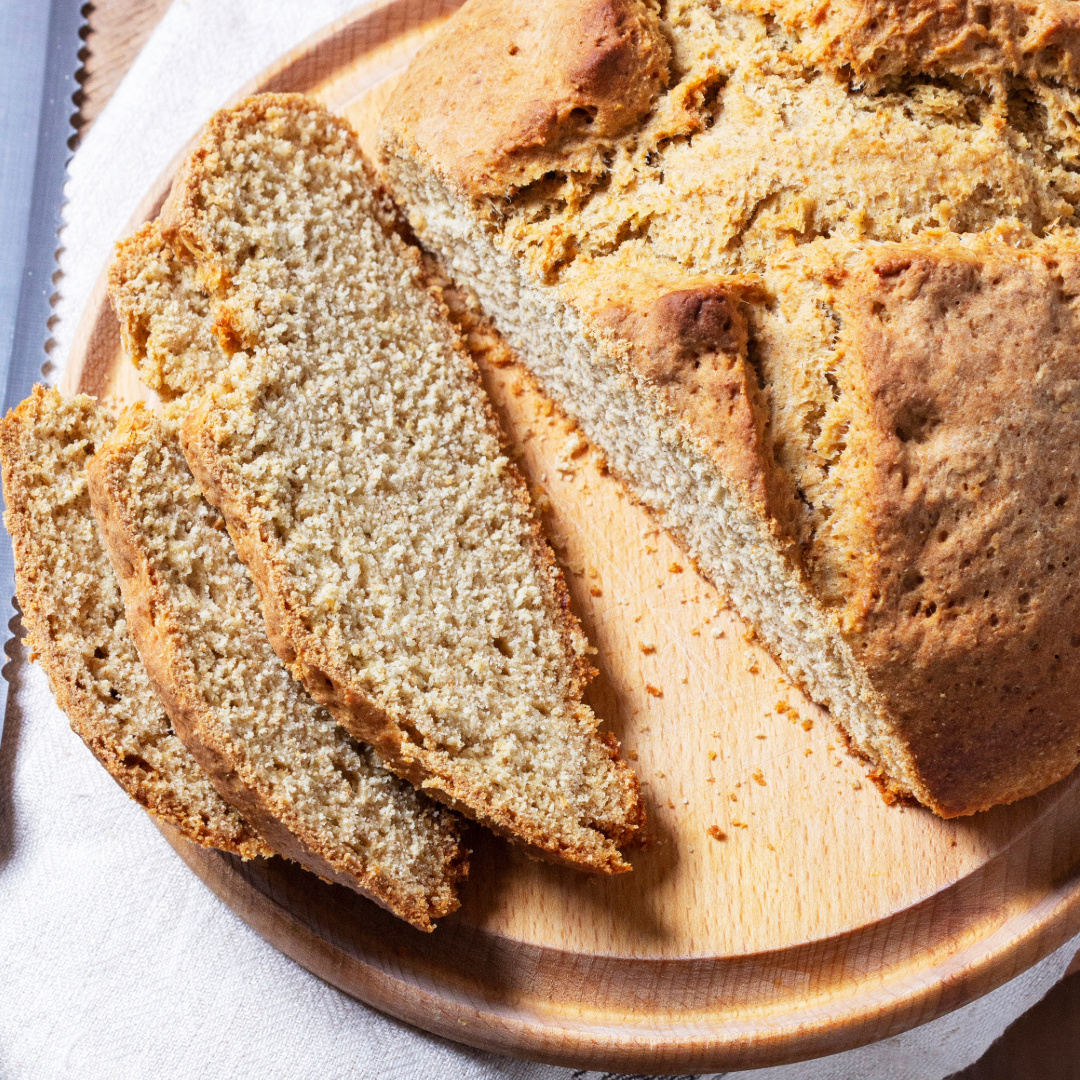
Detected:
[
  {"left": 87, "top": 404, "right": 466, "bottom": 929},
  {"left": 0, "top": 386, "right": 268, "bottom": 857},
  {"left": 732, "top": 0, "right": 1080, "bottom": 90},
  {"left": 154, "top": 93, "right": 643, "bottom": 872},
  {"left": 379, "top": 0, "right": 1080, "bottom": 816}
]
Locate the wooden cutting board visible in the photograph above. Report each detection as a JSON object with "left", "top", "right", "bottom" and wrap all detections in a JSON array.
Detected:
[{"left": 59, "top": 0, "right": 1080, "bottom": 1071}]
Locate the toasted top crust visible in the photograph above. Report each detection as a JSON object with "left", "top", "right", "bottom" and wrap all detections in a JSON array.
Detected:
[
  {"left": 733, "top": 0, "right": 1080, "bottom": 89},
  {"left": 584, "top": 267, "right": 799, "bottom": 534},
  {"left": 597, "top": 283, "right": 762, "bottom": 495},
  {"left": 379, "top": 0, "right": 670, "bottom": 198}
]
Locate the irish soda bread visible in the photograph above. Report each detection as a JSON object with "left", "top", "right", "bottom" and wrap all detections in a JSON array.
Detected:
[
  {"left": 0, "top": 386, "right": 268, "bottom": 857},
  {"left": 155, "top": 95, "right": 643, "bottom": 870},
  {"left": 88, "top": 406, "right": 465, "bottom": 929},
  {"left": 380, "top": 0, "right": 1080, "bottom": 816}
]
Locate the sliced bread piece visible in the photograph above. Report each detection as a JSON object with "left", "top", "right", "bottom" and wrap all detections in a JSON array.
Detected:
[
  {"left": 88, "top": 404, "right": 466, "bottom": 929},
  {"left": 159, "top": 93, "right": 643, "bottom": 872},
  {"left": 0, "top": 386, "right": 268, "bottom": 857}
]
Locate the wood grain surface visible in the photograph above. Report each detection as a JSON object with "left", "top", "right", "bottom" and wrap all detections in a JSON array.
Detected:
[{"left": 67, "top": 1, "right": 1080, "bottom": 1073}]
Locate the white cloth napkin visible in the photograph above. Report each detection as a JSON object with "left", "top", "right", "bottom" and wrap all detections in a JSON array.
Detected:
[{"left": 2, "top": 1, "right": 1077, "bottom": 1076}]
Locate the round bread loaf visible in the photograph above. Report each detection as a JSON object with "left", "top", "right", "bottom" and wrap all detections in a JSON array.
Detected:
[{"left": 380, "top": 0, "right": 1080, "bottom": 815}]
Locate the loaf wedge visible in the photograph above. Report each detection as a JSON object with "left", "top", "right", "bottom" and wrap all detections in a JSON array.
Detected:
[
  {"left": 380, "top": 0, "right": 1080, "bottom": 816},
  {"left": 156, "top": 94, "right": 643, "bottom": 871},
  {"left": 0, "top": 386, "right": 268, "bottom": 857},
  {"left": 88, "top": 405, "right": 466, "bottom": 929}
]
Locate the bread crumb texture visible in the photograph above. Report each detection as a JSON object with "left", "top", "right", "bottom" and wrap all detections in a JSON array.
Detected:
[
  {"left": 159, "top": 95, "right": 642, "bottom": 871},
  {"left": 0, "top": 386, "right": 268, "bottom": 857},
  {"left": 381, "top": 0, "right": 1080, "bottom": 815},
  {"left": 110, "top": 220, "right": 228, "bottom": 426},
  {"left": 88, "top": 405, "right": 465, "bottom": 928}
]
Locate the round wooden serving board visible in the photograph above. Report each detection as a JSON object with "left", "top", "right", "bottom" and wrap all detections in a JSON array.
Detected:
[{"left": 59, "top": 1, "right": 1080, "bottom": 1071}]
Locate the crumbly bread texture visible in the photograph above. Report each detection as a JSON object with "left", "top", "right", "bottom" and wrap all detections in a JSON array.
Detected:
[
  {"left": 380, "top": 0, "right": 1080, "bottom": 815},
  {"left": 87, "top": 406, "right": 465, "bottom": 929},
  {"left": 110, "top": 221, "right": 228, "bottom": 425},
  {"left": 156, "top": 94, "right": 643, "bottom": 871},
  {"left": 0, "top": 386, "right": 268, "bottom": 857}
]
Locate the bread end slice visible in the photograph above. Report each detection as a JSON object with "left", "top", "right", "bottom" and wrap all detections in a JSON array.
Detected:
[{"left": 0, "top": 386, "right": 269, "bottom": 858}]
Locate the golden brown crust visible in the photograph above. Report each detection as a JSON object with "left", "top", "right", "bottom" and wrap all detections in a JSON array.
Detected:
[
  {"left": 586, "top": 272, "right": 802, "bottom": 544},
  {"left": 736, "top": 0, "right": 1080, "bottom": 90},
  {"left": 549, "top": 248, "right": 807, "bottom": 558},
  {"left": 378, "top": 0, "right": 670, "bottom": 199},
  {"left": 0, "top": 387, "right": 269, "bottom": 858},
  {"left": 87, "top": 406, "right": 465, "bottom": 929},
  {"left": 821, "top": 238, "right": 1080, "bottom": 814}
]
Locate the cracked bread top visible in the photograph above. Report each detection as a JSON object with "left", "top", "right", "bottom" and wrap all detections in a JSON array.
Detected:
[
  {"left": 731, "top": 0, "right": 1080, "bottom": 89},
  {"left": 384, "top": 0, "right": 671, "bottom": 198},
  {"left": 381, "top": 0, "right": 1080, "bottom": 812},
  {"left": 383, "top": 0, "right": 1080, "bottom": 541}
]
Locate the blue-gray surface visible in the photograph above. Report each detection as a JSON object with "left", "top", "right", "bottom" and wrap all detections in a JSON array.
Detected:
[{"left": 0, "top": 0, "right": 86, "bottom": 745}]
